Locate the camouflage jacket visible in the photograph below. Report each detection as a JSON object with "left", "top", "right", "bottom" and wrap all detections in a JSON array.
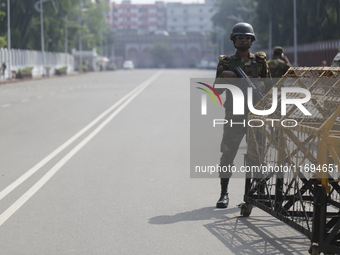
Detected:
[
  {"left": 215, "top": 51, "right": 269, "bottom": 79},
  {"left": 267, "top": 58, "right": 290, "bottom": 78},
  {"left": 215, "top": 51, "right": 270, "bottom": 113}
]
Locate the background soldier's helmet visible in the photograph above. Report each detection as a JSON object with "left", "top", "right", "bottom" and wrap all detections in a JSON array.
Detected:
[
  {"left": 273, "top": 46, "right": 284, "bottom": 56},
  {"left": 230, "top": 22, "right": 256, "bottom": 42}
]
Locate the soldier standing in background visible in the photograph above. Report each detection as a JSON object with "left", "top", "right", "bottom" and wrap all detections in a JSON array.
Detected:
[
  {"left": 267, "top": 46, "right": 292, "bottom": 78},
  {"left": 2, "top": 62, "right": 6, "bottom": 78},
  {"left": 214, "top": 22, "right": 269, "bottom": 208}
]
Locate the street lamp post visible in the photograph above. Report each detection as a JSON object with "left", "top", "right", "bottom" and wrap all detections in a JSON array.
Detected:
[
  {"left": 220, "top": 28, "right": 224, "bottom": 55},
  {"left": 293, "top": 0, "right": 298, "bottom": 66},
  {"left": 40, "top": 0, "right": 45, "bottom": 76},
  {"left": 64, "top": 14, "right": 68, "bottom": 67},
  {"left": 267, "top": 0, "right": 272, "bottom": 59},
  {"left": 7, "top": 0, "right": 11, "bottom": 80},
  {"left": 65, "top": 16, "right": 68, "bottom": 54},
  {"left": 78, "top": 1, "right": 83, "bottom": 73}
]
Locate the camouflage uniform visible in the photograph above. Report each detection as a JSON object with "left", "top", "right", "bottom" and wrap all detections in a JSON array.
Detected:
[
  {"left": 267, "top": 46, "right": 291, "bottom": 78},
  {"left": 267, "top": 58, "right": 290, "bottom": 78},
  {"left": 216, "top": 51, "right": 269, "bottom": 178}
]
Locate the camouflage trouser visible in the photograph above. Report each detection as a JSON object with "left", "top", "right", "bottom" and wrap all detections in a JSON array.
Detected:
[{"left": 219, "top": 114, "right": 247, "bottom": 178}]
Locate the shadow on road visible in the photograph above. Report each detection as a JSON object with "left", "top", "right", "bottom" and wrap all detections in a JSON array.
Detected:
[
  {"left": 148, "top": 206, "right": 239, "bottom": 224},
  {"left": 149, "top": 207, "right": 309, "bottom": 255}
]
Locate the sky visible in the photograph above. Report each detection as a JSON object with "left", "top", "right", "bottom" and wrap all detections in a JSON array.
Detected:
[{"left": 112, "top": 0, "right": 205, "bottom": 4}]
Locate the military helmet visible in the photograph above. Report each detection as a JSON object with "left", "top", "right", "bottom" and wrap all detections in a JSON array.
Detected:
[
  {"left": 230, "top": 22, "right": 256, "bottom": 42},
  {"left": 273, "top": 46, "right": 284, "bottom": 56}
]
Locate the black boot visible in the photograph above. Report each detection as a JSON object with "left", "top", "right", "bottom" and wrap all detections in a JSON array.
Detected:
[{"left": 216, "top": 178, "right": 229, "bottom": 208}]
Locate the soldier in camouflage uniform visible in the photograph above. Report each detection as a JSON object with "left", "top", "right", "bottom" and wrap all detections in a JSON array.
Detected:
[
  {"left": 267, "top": 46, "right": 292, "bottom": 78},
  {"left": 214, "top": 22, "right": 269, "bottom": 208}
]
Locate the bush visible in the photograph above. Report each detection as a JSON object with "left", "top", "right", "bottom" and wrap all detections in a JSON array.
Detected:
[
  {"left": 18, "top": 67, "right": 33, "bottom": 75},
  {"left": 55, "top": 66, "right": 67, "bottom": 75},
  {"left": 16, "top": 67, "right": 33, "bottom": 79},
  {"left": 77, "top": 65, "right": 89, "bottom": 72}
]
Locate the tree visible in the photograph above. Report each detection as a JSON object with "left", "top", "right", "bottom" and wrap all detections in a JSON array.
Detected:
[
  {"left": 0, "top": 0, "right": 111, "bottom": 54},
  {"left": 211, "top": 0, "right": 258, "bottom": 53},
  {"left": 253, "top": 0, "right": 340, "bottom": 48},
  {"left": 212, "top": 0, "right": 340, "bottom": 50},
  {"left": 150, "top": 42, "right": 173, "bottom": 68}
]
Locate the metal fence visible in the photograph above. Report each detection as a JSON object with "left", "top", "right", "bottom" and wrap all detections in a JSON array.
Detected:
[
  {"left": 0, "top": 48, "right": 74, "bottom": 79},
  {"left": 275, "top": 40, "right": 340, "bottom": 67}
]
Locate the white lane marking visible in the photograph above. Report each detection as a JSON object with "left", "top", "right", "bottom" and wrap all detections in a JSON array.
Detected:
[
  {"left": 1, "top": 104, "right": 10, "bottom": 108},
  {"left": 0, "top": 71, "right": 162, "bottom": 226},
  {"left": 0, "top": 70, "right": 162, "bottom": 201}
]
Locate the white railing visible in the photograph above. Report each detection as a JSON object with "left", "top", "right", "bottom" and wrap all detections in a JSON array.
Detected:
[{"left": 0, "top": 48, "right": 74, "bottom": 79}]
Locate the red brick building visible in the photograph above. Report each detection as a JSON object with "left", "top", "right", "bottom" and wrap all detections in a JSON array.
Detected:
[{"left": 108, "top": 1, "right": 166, "bottom": 33}]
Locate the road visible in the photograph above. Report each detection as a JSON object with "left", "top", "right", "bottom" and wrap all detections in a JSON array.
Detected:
[{"left": 0, "top": 69, "right": 310, "bottom": 255}]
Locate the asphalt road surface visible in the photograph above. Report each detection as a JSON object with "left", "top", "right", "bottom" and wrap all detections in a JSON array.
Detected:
[{"left": 0, "top": 69, "right": 310, "bottom": 255}]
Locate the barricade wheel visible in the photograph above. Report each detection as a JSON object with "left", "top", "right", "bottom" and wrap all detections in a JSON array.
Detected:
[{"left": 309, "top": 244, "right": 319, "bottom": 255}]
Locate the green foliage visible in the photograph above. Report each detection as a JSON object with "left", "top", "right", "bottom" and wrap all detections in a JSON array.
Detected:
[
  {"left": 0, "top": 36, "right": 6, "bottom": 47},
  {"left": 55, "top": 66, "right": 67, "bottom": 75},
  {"left": 77, "top": 64, "right": 89, "bottom": 72},
  {"left": 0, "top": 0, "right": 111, "bottom": 53},
  {"left": 212, "top": 0, "right": 340, "bottom": 49},
  {"left": 18, "top": 67, "right": 33, "bottom": 75}
]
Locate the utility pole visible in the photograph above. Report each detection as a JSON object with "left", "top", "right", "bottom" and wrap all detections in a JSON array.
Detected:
[
  {"left": 268, "top": 14, "right": 272, "bottom": 58},
  {"left": 40, "top": 0, "right": 45, "bottom": 76},
  {"left": 7, "top": 0, "right": 11, "bottom": 80},
  {"left": 79, "top": 0, "right": 83, "bottom": 73},
  {"left": 65, "top": 16, "right": 68, "bottom": 54},
  {"left": 293, "top": 0, "right": 298, "bottom": 66},
  {"left": 65, "top": 15, "right": 68, "bottom": 67}
]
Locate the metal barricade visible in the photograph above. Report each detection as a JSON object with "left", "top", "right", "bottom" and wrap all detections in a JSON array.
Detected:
[{"left": 242, "top": 67, "right": 340, "bottom": 255}]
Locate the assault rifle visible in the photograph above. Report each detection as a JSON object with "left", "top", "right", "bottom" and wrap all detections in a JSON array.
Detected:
[{"left": 233, "top": 66, "right": 264, "bottom": 105}]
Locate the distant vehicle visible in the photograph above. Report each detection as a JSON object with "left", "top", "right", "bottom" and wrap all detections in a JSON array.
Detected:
[{"left": 123, "top": 60, "right": 134, "bottom": 69}]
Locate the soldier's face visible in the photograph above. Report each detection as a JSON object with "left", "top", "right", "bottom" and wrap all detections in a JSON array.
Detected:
[{"left": 235, "top": 35, "right": 252, "bottom": 48}]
